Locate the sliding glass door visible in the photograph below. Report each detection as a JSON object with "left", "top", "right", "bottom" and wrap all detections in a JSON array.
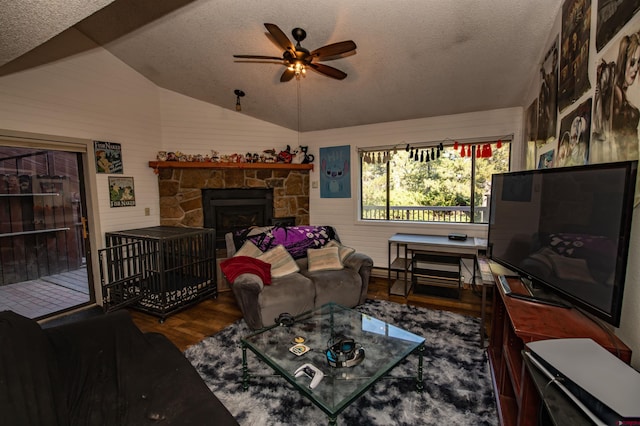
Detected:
[{"left": 0, "top": 145, "right": 93, "bottom": 319}]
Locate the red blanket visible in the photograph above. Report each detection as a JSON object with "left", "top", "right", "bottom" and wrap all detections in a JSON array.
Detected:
[{"left": 220, "top": 256, "right": 272, "bottom": 285}]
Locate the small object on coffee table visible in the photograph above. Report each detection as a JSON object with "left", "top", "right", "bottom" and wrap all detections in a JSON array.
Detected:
[
  {"left": 275, "top": 312, "right": 295, "bottom": 327},
  {"left": 289, "top": 343, "right": 310, "bottom": 356},
  {"left": 294, "top": 363, "right": 324, "bottom": 389}
]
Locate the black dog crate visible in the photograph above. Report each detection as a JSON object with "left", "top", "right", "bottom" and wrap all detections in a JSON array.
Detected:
[
  {"left": 102, "top": 226, "right": 216, "bottom": 321},
  {"left": 98, "top": 240, "right": 148, "bottom": 312}
]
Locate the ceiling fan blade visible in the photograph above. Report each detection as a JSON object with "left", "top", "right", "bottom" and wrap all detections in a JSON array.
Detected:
[
  {"left": 233, "top": 55, "right": 283, "bottom": 60},
  {"left": 264, "top": 23, "right": 295, "bottom": 53},
  {"left": 280, "top": 68, "right": 295, "bottom": 82},
  {"left": 308, "top": 63, "right": 347, "bottom": 80},
  {"left": 311, "top": 40, "right": 357, "bottom": 59}
]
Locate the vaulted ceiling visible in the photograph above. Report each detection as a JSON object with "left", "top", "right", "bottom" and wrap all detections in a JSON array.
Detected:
[{"left": 0, "top": 0, "right": 562, "bottom": 131}]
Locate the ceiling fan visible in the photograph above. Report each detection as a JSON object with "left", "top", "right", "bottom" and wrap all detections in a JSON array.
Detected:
[{"left": 233, "top": 23, "right": 357, "bottom": 82}]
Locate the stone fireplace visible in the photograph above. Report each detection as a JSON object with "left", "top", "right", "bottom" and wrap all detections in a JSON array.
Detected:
[
  {"left": 153, "top": 163, "right": 310, "bottom": 291},
  {"left": 156, "top": 166, "right": 310, "bottom": 234}
]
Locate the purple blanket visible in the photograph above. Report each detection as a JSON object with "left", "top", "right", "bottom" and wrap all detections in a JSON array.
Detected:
[{"left": 232, "top": 226, "right": 338, "bottom": 259}]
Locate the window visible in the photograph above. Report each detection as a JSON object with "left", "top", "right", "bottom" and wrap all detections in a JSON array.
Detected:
[{"left": 360, "top": 139, "right": 511, "bottom": 224}]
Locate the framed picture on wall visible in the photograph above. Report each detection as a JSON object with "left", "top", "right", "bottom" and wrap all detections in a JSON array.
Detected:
[
  {"left": 109, "top": 176, "right": 136, "bottom": 207},
  {"left": 596, "top": 0, "right": 640, "bottom": 52},
  {"left": 556, "top": 98, "right": 592, "bottom": 168},
  {"left": 558, "top": 0, "right": 591, "bottom": 112},
  {"left": 319, "top": 145, "right": 351, "bottom": 198},
  {"left": 525, "top": 98, "right": 538, "bottom": 170},
  {"left": 94, "top": 140, "right": 123, "bottom": 174},
  {"left": 537, "top": 37, "right": 558, "bottom": 143},
  {"left": 537, "top": 142, "right": 556, "bottom": 169},
  {"left": 591, "top": 14, "right": 640, "bottom": 164}
]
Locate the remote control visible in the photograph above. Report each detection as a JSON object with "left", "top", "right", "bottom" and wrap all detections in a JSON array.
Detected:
[
  {"left": 498, "top": 274, "right": 512, "bottom": 294},
  {"left": 294, "top": 363, "right": 324, "bottom": 389}
]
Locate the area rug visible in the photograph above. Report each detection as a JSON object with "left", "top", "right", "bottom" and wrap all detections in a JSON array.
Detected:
[{"left": 184, "top": 299, "right": 497, "bottom": 425}]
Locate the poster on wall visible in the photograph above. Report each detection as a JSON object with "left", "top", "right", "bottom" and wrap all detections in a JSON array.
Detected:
[
  {"left": 537, "top": 142, "right": 556, "bottom": 169},
  {"left": 319, "top": 145, "right": 351, "bottom": 198},
  {"left": 556, "top": 98, "right": 592, "bottom": 167},
  {"left": 558, "top": 0, "right": 591, "bottom": 112},
  {"left": 94, "top": 141, "right": 123, "bottom": 174},
  {"left": 525, "top": 99, "right": 539, "bottom": 170},
  {"left": 109, "top": 176, "right": 136, "bottom": 207},
  {"left": 596, "top": 0, "right": 640, "bottom": 51},
  {"left": 537, "top": 38, "right": 559, "bottom": 143},
  {"left": 527, "top": 141, "right": 537, "bottom": 170},
  {"left": 591, "top": 15, "right": 640, "bottom": 164}
]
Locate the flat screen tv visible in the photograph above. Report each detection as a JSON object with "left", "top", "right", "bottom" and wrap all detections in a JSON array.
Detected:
[{"left": 487, "top": 161, "right": 637, "bottom": 327}]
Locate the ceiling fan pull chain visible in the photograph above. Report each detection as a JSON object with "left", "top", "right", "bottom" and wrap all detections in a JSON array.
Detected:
[{"left": 297, "top": 78, "right": 302, "bottom": 144}]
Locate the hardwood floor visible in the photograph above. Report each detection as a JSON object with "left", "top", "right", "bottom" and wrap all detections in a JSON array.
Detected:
[{"left": 129, "top": 276, "right": 493, "bottom": 352}]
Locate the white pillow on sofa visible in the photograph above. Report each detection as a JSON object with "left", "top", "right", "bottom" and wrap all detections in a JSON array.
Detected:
[
  {"left": 257, "top": 245, "right": 300, "bottom": 278},
  {"left": 307, "top": 246, "right": 344, "bottom": 272},
  {"left": 234, "top": 240, "right": 263, "bottom": 258},
  {"left": 325, "top": 240, "right": 355, "bottom": 263}
]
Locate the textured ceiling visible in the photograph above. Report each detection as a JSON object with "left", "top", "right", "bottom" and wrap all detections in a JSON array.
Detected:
[
  {"left": 0, "top": 0, "right": 115, "bottom": 65},
  {"left": 0, "top": 0, "right": 562, "bottom": 131}
]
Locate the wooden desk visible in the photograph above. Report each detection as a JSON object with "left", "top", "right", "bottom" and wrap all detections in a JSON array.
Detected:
[
  {"left": 387, "top": 234, "right": 491, "bottom": 347},
  {"left": 387, "top": 233, "right": 487, "bottom": 296}
]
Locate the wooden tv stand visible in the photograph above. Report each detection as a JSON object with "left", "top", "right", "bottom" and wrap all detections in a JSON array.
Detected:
[{"left": 488, "top": 275, "right": 632, "bottom": 426}]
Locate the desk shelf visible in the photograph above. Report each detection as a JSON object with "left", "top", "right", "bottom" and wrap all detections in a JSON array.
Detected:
[
  {"left": 387, "top": 238, "right": 413, "bottom": 297},
  {"left": 389, "top": 257, "right": 411, "bottom": 271},
  {"left": 412, "top": 252, "right": 462, "bottom": 299},
  {"left": 389, "top": 257, "right": 411, "bottom": 296}
]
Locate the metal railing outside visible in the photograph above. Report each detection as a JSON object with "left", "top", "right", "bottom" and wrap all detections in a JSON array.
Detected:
[{"left": 362, "top": 205, "right": 488, "bottom": 223}]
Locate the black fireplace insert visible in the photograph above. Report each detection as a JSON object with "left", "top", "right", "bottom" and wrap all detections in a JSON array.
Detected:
[{"left": 202, "top": 188, "right": 274, "bottom": 249}]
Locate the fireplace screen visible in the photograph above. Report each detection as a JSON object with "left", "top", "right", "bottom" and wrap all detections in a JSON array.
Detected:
[{"left": 202, "top": 189, "right": 273, "bottom": 248}]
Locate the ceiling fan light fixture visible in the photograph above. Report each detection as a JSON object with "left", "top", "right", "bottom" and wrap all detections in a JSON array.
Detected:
[
  {"left": 234, "top": 89, "right": 245, "bottom": 112},
  {"left": 288, "top": 61, "right": 306, "bottom": 79},
  {"left": 233, "top": 24, "right": 356, "bottom": 82}
]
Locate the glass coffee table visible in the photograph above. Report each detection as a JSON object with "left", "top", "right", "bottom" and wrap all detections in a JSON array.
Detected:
[{"left": 241, "top": 303, "right": 426, "bottom": 425}]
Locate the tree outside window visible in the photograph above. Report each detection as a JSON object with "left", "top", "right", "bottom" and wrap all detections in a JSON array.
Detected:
[{"left": 361, "top": 141, "right": 510, "bottom": 223}]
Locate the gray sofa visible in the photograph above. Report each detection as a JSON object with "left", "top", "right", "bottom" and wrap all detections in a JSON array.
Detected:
[{"left": 223, "top": 225, "right": 373, "bottom": 330}]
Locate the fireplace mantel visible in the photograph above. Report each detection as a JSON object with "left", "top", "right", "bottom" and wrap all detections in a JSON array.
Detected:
[{"left": 149, "top": 161, "right": 314, "bottom": 171}]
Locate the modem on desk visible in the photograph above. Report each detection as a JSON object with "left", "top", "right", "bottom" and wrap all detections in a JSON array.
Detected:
[{"left": 447, "top": 233, "right": 467, "bottom": 241}]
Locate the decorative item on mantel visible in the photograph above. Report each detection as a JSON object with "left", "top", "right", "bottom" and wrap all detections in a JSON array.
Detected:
[
  {"left": 292, "top": 145, "right": 315, "bottom": 164},
  {"left": 154, "top": 143, "right": 315, "bottom": 167},
  {"left": 276, "top": 145, "right": 294, "bottom": 163},
  {"left": 150, "top": 147, "right": 315, "bottom": 174}
]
